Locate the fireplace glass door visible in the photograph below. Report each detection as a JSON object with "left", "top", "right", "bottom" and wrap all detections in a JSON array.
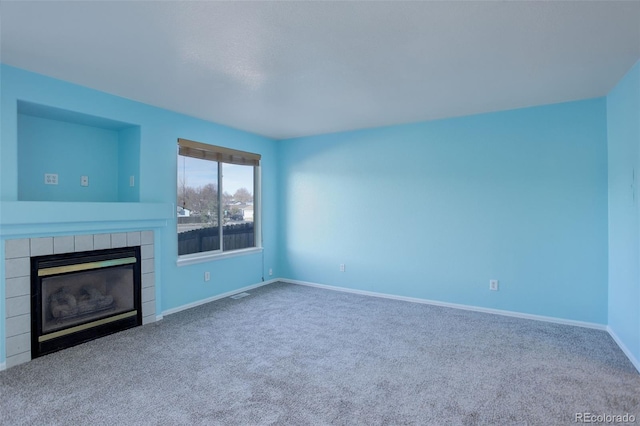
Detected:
[{"left": 41, "top": 263, "right": 135, "bottom": 334}]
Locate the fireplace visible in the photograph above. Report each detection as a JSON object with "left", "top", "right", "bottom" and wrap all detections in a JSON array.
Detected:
[{"left": 31, "top": 247, "right": 142, "bottom": 358}]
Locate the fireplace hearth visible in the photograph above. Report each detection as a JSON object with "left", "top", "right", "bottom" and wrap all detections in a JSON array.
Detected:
[{"left": 31, "top": 247, "right": 142, "bottom": 358}]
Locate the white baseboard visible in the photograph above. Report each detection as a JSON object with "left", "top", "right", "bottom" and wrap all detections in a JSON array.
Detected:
[
  {"left": 281, "top": 278, "right": 607, "bottom": 331},
  {"left": 162, "top": 278, "right": 278, "bottom": 317},
  {"left": 159, "top": 277, "right": 640, "bottom": 375},
  {"left": 0, "top": 362, "right": 5, "bottom": 371},
  {"left": 607, "top": 326, "right": 640, "bottom": 374},
  {"left": 155, "top": 315, "right": 164, "bottom": 321}
]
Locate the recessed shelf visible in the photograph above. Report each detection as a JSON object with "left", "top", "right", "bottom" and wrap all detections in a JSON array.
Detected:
[{"left": 17, "top": 101, "right": 141, "bottom": 202}]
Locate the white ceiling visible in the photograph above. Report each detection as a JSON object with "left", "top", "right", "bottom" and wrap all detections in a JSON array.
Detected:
[{"left": 1, "top": 1, "right": 639, "bottom": 140}]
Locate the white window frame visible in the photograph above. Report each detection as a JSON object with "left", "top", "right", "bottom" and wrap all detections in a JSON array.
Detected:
[{"left": 176, "top": 139, "right": 262, "bottom": 267}]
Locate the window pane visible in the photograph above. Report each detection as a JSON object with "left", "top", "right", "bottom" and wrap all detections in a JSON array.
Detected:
[
  {"left": 222, "top": 163, "right": 255, "bottom": 251},
  {"left": 177, "top": 155, "right": 220, "bottom": 255}
]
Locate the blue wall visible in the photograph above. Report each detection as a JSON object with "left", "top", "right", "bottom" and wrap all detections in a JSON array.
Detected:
[
  {"left": 118, "top": 126, "right": 141, "bottom": 203},
  {"left": 3, "top": 60, "right": 639, "bottom": 369},
  {"left": 1, "top": 65, "right": 279, "bottom": 364},
  {"left": 278, "top": 99, "right": 609, "bottom": 324},
  {"left": 17, "top": 113, "right": 124, "bottom": 202},
  {"left": 607, "top": 60, "right": 640, "bottom": 366}
]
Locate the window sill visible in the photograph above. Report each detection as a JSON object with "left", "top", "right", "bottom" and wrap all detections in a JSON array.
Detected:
[{"left": 176, "top": 247, "right": 263, "bottom": 267}]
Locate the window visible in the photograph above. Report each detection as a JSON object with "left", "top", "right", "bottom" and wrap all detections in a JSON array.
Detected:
[{"left": 177, "top": 138, "right": 260, "bottom": 260}]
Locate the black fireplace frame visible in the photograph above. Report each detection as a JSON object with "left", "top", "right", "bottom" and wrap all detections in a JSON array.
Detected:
[{"left": 31, "top": 246, "right": 142, "bottom": 358}]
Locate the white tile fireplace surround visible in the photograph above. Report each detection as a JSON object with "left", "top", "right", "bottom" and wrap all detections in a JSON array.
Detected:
[{"left": 4, "top": 231, "right": 156, "bottom": 369}]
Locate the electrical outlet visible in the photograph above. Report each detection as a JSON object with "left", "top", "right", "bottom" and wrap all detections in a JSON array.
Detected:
[
  {"left": 268, "top": 268, "right": 273, "bottom": 276},
  {"left": 130, "top": 175, "right": 135, "bottom": 187},
  {"left": 340, "top": 264, "right": 345, "bottom": 272},
  {"left": 489, "top": 279, "right": 499, "bottom": 291},
  {"left": 81, "top": 176, "right": 89, "bottom": 186},
  {"left": 204, "top": 271, "right": 210, "bottom": 281},
  {"left": 44, "top": 173, "right": 58, "bottom": 185}
]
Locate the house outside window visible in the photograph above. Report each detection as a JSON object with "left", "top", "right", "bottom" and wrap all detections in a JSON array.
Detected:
[{"left": 177, "top": 138, "right": 261, "bottom": 261}]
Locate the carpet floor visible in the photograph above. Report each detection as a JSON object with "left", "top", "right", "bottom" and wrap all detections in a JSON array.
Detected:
[{"left": 1, "top": 282, "right": 639, "bottom": 425}]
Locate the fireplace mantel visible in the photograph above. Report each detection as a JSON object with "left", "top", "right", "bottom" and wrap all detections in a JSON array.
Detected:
[{"left": 0, "top": 201, "right": 173, "bottom": 237}]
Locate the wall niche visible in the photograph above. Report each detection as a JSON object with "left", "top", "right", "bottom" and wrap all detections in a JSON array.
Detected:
[{"left": 17, "top": 101, "right": 140, "bottom": 202}]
